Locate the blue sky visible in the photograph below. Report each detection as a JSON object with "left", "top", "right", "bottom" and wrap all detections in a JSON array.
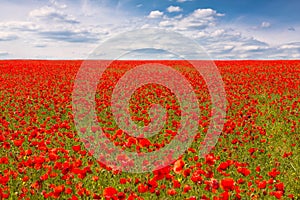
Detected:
[{"left": 0, "top": 0, "right": 299, "bottom": 59}]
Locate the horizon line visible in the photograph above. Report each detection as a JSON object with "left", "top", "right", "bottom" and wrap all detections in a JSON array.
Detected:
[{"left": 0, "top": 59, "right": 299, "bottom": 61}]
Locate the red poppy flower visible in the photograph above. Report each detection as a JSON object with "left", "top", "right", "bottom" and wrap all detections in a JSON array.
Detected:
[
  {"left": 53, "top": 185, "right": 65, "bottom": 198},
  {"left": 221, "top": 178, "right": 235, "bottom": 191},
  {"left": 237, "top": 167, "right": 251, "bottom": 176},
  {"left": 275, "top": 182, "right": 284, "bottom": 192},
  {"left": 273, "top": 191, "right": 284, "bottom": 199},
  {"left": 13, "top": 139, "right": 23, "bottom": 147},
  {"left": 72, "top": 145, "right": 81, "bottom": 152},
  {"left": 103, "top": 187, "right": 118, "bottom": 198},
  {"left": 167, "top": 189, "right": 177, "bottom": 196},
  {"left": 268, "top": 168, "right": 280, "bottom": 178},
  {"left": 137, "top": 184, "right": 148, "bottom": 193},
  {"left": 173, "top": 159, "right": 185, "bottom": 174},
  {"left": 183, "top": 184, "right": 191, "bottom": 193},
  {"left": 258, "top": 180, "right": 267, "bottom": 189}
]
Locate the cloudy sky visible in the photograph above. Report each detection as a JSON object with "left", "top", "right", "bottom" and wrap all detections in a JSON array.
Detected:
[{"left": 0, "top": 0, "right": 299, "bottom": 59}]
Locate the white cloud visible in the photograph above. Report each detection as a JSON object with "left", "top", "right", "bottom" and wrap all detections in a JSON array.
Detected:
[
  {"left": 280, "top": 43, "right": 299, "bottom": 50},
  {"left": 278, "top": 42, "right": 300, "bottom": 57},
  {"left": 148, "top": 10, "right": 164, "bottom": 18},
  {"left": 240, "top": 45, "right": 269, "bottom": 51},
  {"left": 29, "top": 6, "right": 79, "bottom": 24},
  {"left": 89, "top": 28, "right": 213, "bottom": 60},
  {"left": 174, "top": 14, "right": 183, "bottom": 19},
  {"left": 0, "top": 32, "right": 18, "bottom": 41},
  {"left": 176, "top": 0, "right": 193, "bottom": 2},
  {"left": 261, "top": 21, "right": 271, "bottom": 28},
  {"left": 174, "top": 26, "right": 278, "bottom": 59},
  {"left": 288, "top": 27, "right": 295, "bottom": 31},
  {"left": 0, "top": 21, "right": 39, "bottom": 31},
  {"left": 159, "top": 8, "right": 224, "bottom": 30},
  {"left": 223, "top": 45, "right": 234, "bottom": 51},
  {"left": 0, "top": 51, "right": 9, "bottom": 57},
  {"left": 167, "top": 6, "right": 182, "bottom": 13},
  {"left": 193, "top": 8, "right": 224, "bottom": 18},
  {"left": 211, "top": 29, "right": 225, "bottom": 37},
  {"left": 38, "top": 29, "right": 99, "bottom": 43},
  {"left": 49, "top": 0, "right": 67, "bottom": 9}
]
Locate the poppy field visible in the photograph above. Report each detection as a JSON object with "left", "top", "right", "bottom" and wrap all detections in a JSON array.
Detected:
[{"left": 0, "top": 60, "right": 299, "bottom": 199}]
